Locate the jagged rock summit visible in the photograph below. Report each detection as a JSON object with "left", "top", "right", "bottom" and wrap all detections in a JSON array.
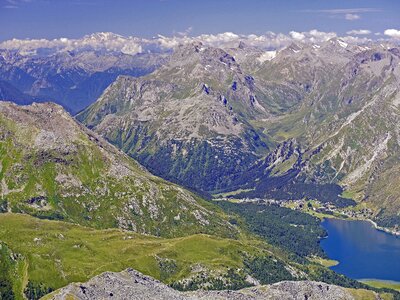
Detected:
[{"left": 45, "top": 268, "right": 358, "bottom": 300}]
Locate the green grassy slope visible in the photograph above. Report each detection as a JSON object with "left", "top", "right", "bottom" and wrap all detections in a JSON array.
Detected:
[
  {"left": 0, "top": 213, "right": 295, "bottom": 298},
  {"left": 0, "top": 101, "right": 236, "bottom": 238}
]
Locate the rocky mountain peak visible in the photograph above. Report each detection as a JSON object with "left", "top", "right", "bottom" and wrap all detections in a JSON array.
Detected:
[
  {"left": 171, "top": 42, "right": 205, "bottom": 58},
  {"left": 46, "top": 268, "right": 362, "bottom": 300},
  {"left": 316, "top": 38, "right": 355, "bottom": 56},
  {"left": 283, "top": 42, "right": 306, "bottom": 53},
  {"left": 168, "top": 42, "right": 240, "bottom": 71},
  {"left": 82, "top": 32, "right": 125, "bottom": 42},
  {"left": 0, "top": 101, "right": 83, "bottom": 152},
  {"left": 238, "top": 40, "right": 248, "bottom": 49}
]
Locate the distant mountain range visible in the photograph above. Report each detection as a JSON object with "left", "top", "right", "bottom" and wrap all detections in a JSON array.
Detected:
[
  {"left": 0, "top": 33, "right": 168, "bottom": 113},
  {"left": 1, "top": 33, "right": 400, "bottom": 227},
  {"left": 78, "top": 38, "right": 400, "bottom": 228},
  {"left": 0, "top": 80, "right": 41, "bottom": 105}
]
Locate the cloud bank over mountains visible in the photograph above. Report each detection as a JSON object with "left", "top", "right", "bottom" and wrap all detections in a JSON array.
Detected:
[
  {"left": 384, "top": 29, "right": 400, "bottom": 39},
  {"left": 0, "top": 29, "right": 399, "bottom": 57}
]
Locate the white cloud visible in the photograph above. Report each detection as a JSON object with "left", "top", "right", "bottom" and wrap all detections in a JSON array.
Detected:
[
  {"left": 155, "top": 32, "right": 291, "bottom": 50},
  {"left": 0, "top": 32, "right": 143, "bottom": 56},
  {"left": 0, "top": 29, "right": 392, "bottom": 57},
  {"left": 346, "top": 29, "right": 371, "bottom": 35},
  {"left": 289, "top": 31, "right": 306, "bottom": 41},
  {"left": 289, "top": 29, "right": 337, "bottom": 44},
  {"left": 310, "top": 8, "right": 380, "bottom": 14},
  {"left": 308, "top": 29, "right": 337, "bottom": 41},
  {"left": 301, "top": 8, "right": 379, "bottom": 22},
  {"left": 198, "top": 32, "right": 240, "bottom": 45},
  {"left": 4, "top": 0, "right": 31, "bottom": 8},
  {"left": 345, "top": 13, "right": 361, "bottom": 20},
  {"left": 341, "top": 35, "right": 371, "bottom": 44},
  {"left": 176, "top": 26, "right": 193, "bottom": 37},
  {"left": 384, "top": 29, "right": 400, "bottom": 39},
  {"left": 156, "top": 34, "right": 190, "bottom": 49}
]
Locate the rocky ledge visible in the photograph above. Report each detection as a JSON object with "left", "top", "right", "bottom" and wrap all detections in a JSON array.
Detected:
[{"left": 44, "top": 268, "right": 364, "bottom": 300}]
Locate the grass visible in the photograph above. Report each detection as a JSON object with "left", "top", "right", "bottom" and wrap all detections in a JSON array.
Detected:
[
  {"left": 346, "top": 288, "right": 393, "bottom": 300},
  {"left": 282, "top": 201, "right": 338, "bottom": 220},
  {"left": 341, "top": 190, "right": 357, "bottom": 200},
  {"left": 0, "top": 242, "right": 28, "bottom": 300},
  {"left": 1, "top": 213, "right": 398, "bottom": 300},
  {"left": 360, "top": 279, "right": 400, "bottom": 291},
  {"left": 0, "top": 112, "right": 238, "bottom": 239},
  {"left": 308, "top": 257, "right": 339, "bottom": 268},
  {"left": 0, "top": 213, "right": 266, "bottom": 297}
]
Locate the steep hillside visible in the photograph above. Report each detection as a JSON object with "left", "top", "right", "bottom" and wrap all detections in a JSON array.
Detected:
[
  {"left": 239, "top": 41, "right": 400, "bottom": 226},
  {"left": 0, "top": 80, "right": 44, "bottom": 105},
  {"left": 77, "top": 43, "right": 274, "bottom": 192},
  {"left": 77, "top": 40, "right": 365, "bottom": 196},
  {"left": 0, "top": 101, "right": 236, "bottom": 238}
]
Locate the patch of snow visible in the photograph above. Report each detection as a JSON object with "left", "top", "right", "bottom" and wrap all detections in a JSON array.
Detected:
[
  {"left": 338, "top": 40, "right": 348, "bottom": 48},
  {"left": 257, "top": 50, "right": 277, "bottom": 63}
]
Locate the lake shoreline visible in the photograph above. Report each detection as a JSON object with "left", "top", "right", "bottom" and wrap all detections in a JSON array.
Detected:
[
  {"left": 321, "top": 218, "right": 400, "bottom": 283},
  {"left": 363, "top": 219, "right": 400, "bottom": 237},
  {"left": 318, "top": 214, "right": 400, "bottom": 237},
  {"left": 325, "top": 216, "right": 400, "bottom": 237}
]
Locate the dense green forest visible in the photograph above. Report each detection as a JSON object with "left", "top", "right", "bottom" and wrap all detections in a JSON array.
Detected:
[
  {"left": 171, "top": 255, "right": 295, "bottom": 291},
  {"left": 230, "top": 167, "right": 355, "bottom": 208},
  {"left": 24, "top": 282, "right": 53, "bottom": 300},
  {"left": 218, "top": 201, "right": 327, "bottom": 258}
]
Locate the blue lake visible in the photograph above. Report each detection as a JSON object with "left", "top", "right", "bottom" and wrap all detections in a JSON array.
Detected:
[{"left": 321, "top": 218, "right": 400, "bottom": 281}]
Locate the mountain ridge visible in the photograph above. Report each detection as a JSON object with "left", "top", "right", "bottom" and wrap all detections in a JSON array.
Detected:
[{"left": 0, "top": 100, "right": 237, "bottom": 238}]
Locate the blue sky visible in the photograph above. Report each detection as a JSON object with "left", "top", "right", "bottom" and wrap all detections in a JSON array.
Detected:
[{"left": 0, "top": 0, "right": 399, "bottom": 41}]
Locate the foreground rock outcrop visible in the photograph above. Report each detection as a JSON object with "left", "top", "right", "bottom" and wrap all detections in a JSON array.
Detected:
[{"left": 45, "top": 268, "right": 368, "bottom": 300}]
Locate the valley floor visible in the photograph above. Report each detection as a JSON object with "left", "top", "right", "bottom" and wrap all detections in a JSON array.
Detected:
[{"left": 215, "top": 196, "right": 400, "bottom": 236}]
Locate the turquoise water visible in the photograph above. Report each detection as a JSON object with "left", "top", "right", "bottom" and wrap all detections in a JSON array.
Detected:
[{"left": 321, "top": 218, "right": 400, "bottom": 281}]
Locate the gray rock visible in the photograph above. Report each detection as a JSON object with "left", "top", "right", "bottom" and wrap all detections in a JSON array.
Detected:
[
  {"left": 46, "top": 268, "right": 358, "bottom": 300},
  {"left": 47, "top": 269, "right": 187, "bottom": 300}
]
